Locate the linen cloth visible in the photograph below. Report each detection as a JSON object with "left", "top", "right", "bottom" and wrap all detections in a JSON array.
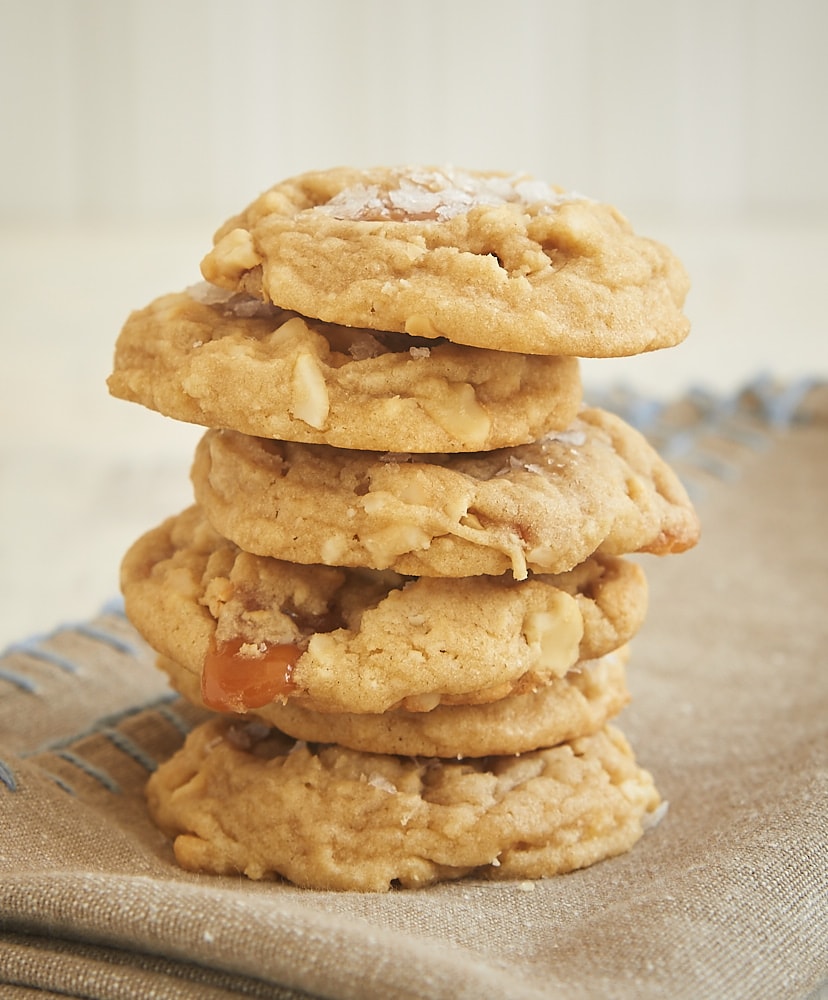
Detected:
[{"left": 1, "top": 381, "right": 826, "bottom": 1000}]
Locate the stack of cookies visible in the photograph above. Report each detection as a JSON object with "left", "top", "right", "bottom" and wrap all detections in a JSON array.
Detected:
[{"left": 109, "top": 166, "right": 699, "bottom": 892}]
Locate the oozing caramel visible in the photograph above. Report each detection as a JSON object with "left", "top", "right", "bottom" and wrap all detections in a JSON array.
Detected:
[{"left": 201, "top": 637, "right": 299, "bottom": 713}]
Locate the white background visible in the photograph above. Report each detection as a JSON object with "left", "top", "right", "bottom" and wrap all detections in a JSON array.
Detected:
[{"left": 1, "top": 0, "right": 827, "bottom": 646}]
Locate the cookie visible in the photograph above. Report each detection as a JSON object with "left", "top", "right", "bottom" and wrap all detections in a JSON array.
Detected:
[
  {"left": 145, "top": 718, "right": 661, "bottom": 891},
  {"left": 107, "top": 284, "right": 582, "bottom": 452},
  {"left": 199, "top": 165, "right": 689, "bottom": 357},
  {"left": 120, "top": 507, "right": 647, "bottom": 715},
  {"left": 159, "top": 646, "right": 631, "bottom": 759},
  {"left": 191, "top": 408, "right": 699, "bottom": 580}
]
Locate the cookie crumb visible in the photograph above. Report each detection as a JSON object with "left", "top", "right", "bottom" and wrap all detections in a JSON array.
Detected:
[
  {"left": 348, "top": 332, "right": 384, "bottom": 360},
  {"left": 545, "top": 429, "right": 587, "bottom": 447},
  {"left": 366, "top": 773, "right": 397, "bottom": 794},
  {"left": 642, "top": 800, "right": 670, "bottom": 830}
]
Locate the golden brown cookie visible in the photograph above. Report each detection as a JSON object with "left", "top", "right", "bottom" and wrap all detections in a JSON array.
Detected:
[
  {"left": 191, "top": 408, "right": 699, "bottom": 580},
  {"left": 159, "top": 646, "right": 631, "bottom": 759},
  {"left": 200, "top": 166, "right": 689, "bottom": 357},
  {"left": 107, "top": 284, "right": 582, "bottom": 452},
  {"left": 120, "top": 507, "right": 647, "bottom": 715},
  {"left": 146, "top": 718, "right": 661, "bottom": 891}
]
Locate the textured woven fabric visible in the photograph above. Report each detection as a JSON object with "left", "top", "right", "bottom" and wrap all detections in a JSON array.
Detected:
[{"left": 1, "top": 381, "right": 826, "bottom": 1000}]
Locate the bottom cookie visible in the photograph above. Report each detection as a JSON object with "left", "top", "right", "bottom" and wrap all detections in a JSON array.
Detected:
[
  {"left": 146, "top": 718, "right": 661, "bottom": 892},
  {"left": 158, "top": 646, "right": 631, "bottom": 758}
]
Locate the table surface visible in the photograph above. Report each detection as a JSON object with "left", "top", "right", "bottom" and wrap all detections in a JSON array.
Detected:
[{"left": 2, "top": 216, "right": 827, "bottom": 650}]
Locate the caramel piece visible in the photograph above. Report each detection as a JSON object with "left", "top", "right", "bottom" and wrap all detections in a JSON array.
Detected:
[{"left": 201, "top": 638, "right": 299, "bottom": 713}]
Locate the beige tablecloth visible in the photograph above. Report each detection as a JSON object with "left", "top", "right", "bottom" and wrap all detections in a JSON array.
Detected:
[{"left": 1, "top": 381, "right": 826, "bottom": 999}]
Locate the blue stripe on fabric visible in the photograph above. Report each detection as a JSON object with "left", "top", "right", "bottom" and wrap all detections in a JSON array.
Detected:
[
  {"left": 99, "top": 596, "right": 126, "bottom": 617},
  {"left": 744, "top": 374, "right": 819, "bottom": 427},
  {"left": 101, "top": 727, "right": 157, "bottom": 771},
  {"left": 74, "top": 623, "right": 138, "bottom": 656},
  {"left": 55, "top": 751, "right": 122, "bottom": 794},
  {"left": 88, "top": 693, "right": 179, "bottom": 738},
  {"left": 44, "top": 771, "right": 76, "bottom": 795},
  {"left": 0, "top": 758, "right": 18, "bottom": 792},
  {"left": 0, "top": 666, "right": 39, "bottom": 693},
  {"left": 156, "top": 702, "right": 195, "bottom": 737},
  {"left": 22, "top": 693, "right": 180, "bottom": 759},
  {"left": 4, "top": 642, "right": 82, "bottom": 675}
]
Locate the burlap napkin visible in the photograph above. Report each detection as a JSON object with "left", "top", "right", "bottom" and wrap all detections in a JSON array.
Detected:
[{"left": 1, "top": 381, "right": 826, "bottom": 1000}]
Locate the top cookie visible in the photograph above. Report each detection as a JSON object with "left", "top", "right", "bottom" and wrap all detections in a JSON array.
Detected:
[{"left": 200, "top": 165, "right": 690, "bottom": 357}]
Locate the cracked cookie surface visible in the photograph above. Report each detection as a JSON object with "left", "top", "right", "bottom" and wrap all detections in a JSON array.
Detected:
[
  {"left": 200, "top": 165, "right": 689, "bottom": 357},
  {"left": 192, "top": 408, "right": 699, "bottom": 580},
  {"left": 120, "top": 507, "right": 647, "bottom": 716},
  {"left": 145, "top": 718, "right": 661, "bottom": 891},
  {"left": 108, "top": 284, "right": 581, "bottom": 451}
]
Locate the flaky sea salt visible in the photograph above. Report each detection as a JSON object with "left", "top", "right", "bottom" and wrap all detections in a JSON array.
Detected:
[
  {"left": 230, "top": 297, "right": 283, "bottom": 320},
  {"left": 366, "top": 773, "right": 397, "bottom": 794},
  {"left": 316, "top": 167, "right": 582, "bottom": 223},
  {"left": 186, "top": 280, "right": 232, "bottom": 305},
  {"left": 186, "top": 281, "right": 283, "bottom": 320},
  {"left": 545, "top": 428, "right": 587, "bottom": 447},
  {"left": 348, "top": 333, "right": 385, "bottom": 360}
]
